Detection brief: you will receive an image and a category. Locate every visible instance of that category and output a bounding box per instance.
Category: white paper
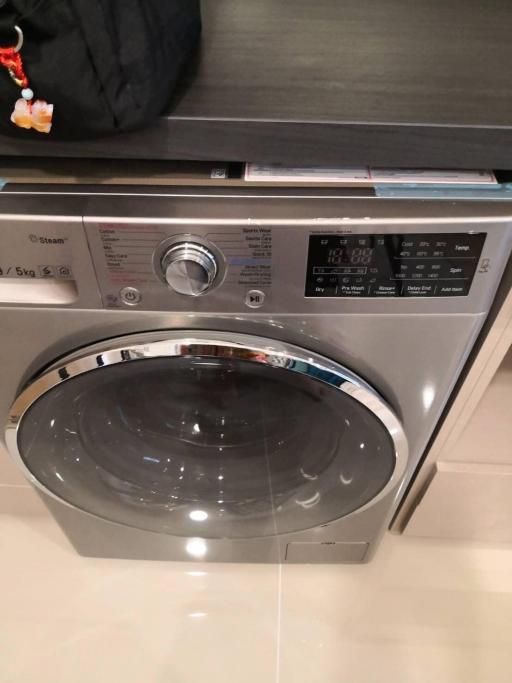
[244,164,497,185]
[370,168,497,184]
[244,164,370,183]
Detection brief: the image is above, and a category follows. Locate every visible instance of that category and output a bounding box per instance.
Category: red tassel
[0,46,29,88]
[1,28,53,133]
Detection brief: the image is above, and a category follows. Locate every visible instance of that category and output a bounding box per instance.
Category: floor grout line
[275,561,283,683]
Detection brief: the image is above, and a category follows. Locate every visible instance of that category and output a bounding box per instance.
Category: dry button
[245,289,266,308]
[120,286,142,306]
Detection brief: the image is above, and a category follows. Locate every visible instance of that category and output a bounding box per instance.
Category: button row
[309,281,470,297]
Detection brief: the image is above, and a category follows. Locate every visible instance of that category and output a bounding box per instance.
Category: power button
[120,287,142,306]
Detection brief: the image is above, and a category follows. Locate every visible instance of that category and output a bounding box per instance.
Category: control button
[371,282,401,297]
[437,259,477,279]
[451,242,472,255]
[161,242,218,297]
[445,234,486,258]
[338,284,366,297]
[120,286,142,306]
[403,283,437,297]
[437,283,470,296]
[245,289,266,308]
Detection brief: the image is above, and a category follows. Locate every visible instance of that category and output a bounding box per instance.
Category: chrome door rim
[5,331,409,522]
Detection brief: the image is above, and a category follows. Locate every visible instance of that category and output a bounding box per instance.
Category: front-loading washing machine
[1,186,510,563]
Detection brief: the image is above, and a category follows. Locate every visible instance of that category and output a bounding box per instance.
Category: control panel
[82,218,498,313]
[0,190,509,313]
[84,222,271,309]
[305,233,487,298]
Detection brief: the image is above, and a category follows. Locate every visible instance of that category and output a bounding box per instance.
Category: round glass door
[6,332,407,539]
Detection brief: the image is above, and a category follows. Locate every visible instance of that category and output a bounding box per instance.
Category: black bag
[0,0,201,140]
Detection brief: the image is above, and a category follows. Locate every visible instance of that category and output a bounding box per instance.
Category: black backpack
[0,0,201,140]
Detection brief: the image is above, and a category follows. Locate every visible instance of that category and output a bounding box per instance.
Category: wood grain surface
[1,0,511,167]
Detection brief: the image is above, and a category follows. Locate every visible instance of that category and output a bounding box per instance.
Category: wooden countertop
[1,0,511,168]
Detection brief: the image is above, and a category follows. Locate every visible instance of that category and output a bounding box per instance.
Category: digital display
[327,247,375,266]
[305,233,487,298]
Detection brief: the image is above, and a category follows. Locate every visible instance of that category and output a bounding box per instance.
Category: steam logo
[27,234,65,245]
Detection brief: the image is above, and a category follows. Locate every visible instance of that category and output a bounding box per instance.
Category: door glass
[17,356,396,538]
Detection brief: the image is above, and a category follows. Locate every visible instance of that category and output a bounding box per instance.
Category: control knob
[161,242,218,296]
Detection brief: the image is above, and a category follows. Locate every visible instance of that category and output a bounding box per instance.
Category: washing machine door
[7,332,407,539]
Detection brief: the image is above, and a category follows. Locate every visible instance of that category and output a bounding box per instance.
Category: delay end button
[245,289,266,308]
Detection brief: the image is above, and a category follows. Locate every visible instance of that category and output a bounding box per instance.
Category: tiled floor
[2,454,512,682]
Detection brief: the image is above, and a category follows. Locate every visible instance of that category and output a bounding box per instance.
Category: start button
[245,290,266,308]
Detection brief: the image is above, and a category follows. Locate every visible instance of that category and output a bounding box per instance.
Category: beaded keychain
[0,25,53,134]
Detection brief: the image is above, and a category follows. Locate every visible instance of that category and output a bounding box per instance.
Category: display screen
[326,247,375,266]
[305,233,487,298]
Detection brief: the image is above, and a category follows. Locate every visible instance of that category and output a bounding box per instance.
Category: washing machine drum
[7,332,407,539]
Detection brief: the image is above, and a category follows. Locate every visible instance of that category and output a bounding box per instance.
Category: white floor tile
[0,492,279,683]
[279,534,512,683]
[0,443,28,486]
[2,483,512,682]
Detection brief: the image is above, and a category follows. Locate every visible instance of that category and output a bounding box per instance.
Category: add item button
[438,284,470,296]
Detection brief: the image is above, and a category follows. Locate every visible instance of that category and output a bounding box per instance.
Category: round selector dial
[161,242,218,297]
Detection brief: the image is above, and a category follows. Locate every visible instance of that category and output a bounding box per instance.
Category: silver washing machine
[1,187,511,563]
